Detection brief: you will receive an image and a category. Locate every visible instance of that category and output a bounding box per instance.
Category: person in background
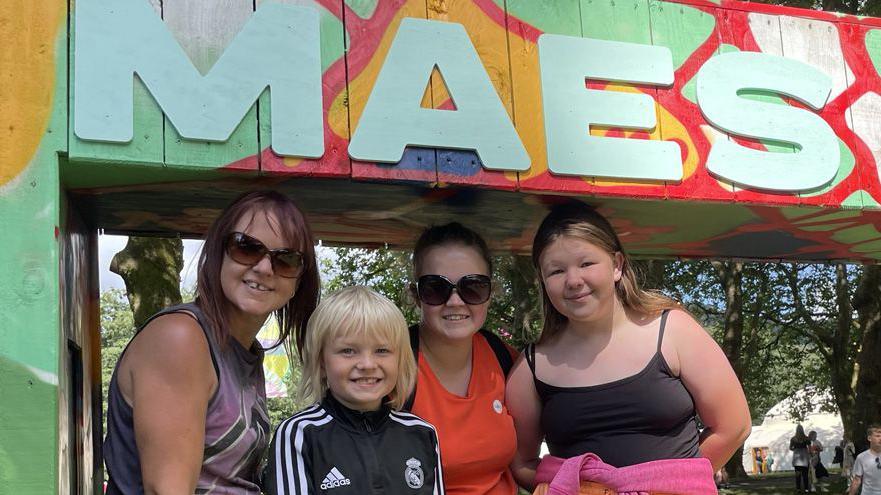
[103,191,320,494]
[790,424,811,493]
[843,438,856,482]
[809,430,828,485]
[847,425,881,495]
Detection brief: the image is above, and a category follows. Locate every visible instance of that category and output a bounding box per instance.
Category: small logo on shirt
[320,467,351,490]
[404,458,424,489]
[493,399,503,414]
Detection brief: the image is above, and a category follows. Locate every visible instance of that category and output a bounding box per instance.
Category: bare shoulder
[124,312,214,373]
[657,309,716,375]
[118,312,217,404]
[131,313,208,353]
[663,308,713,343]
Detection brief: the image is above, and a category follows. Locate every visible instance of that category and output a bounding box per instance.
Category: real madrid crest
[404,457,424,489]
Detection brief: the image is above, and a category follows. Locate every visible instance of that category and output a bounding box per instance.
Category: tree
[850,265,881,451]
[99,289,137,432]
[110,236,184,326]
[322,247,417,322]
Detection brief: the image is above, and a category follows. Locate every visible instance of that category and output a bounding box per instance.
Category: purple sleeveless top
[104,303,270,494]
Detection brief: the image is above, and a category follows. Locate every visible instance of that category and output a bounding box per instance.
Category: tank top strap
[656,309,671,354]
[525,343,537,376]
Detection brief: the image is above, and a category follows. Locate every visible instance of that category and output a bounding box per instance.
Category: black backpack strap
[479,329,514,377]
[401,324,421,412]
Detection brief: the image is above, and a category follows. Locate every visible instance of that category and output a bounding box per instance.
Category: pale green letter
[696,52,838,191]
[74,0,323,157]
[348,18,529,171]
[538,34,681,181]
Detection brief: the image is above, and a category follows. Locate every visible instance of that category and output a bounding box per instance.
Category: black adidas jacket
[263,394,445,495]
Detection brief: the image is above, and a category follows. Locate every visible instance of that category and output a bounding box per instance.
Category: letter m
[74,0,323,157]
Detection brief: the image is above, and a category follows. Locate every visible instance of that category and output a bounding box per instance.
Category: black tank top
[526,311,700,467]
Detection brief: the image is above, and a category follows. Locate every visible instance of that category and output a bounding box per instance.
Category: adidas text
[320,479,350,490]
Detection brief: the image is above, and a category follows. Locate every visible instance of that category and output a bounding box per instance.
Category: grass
[721,472,849,495]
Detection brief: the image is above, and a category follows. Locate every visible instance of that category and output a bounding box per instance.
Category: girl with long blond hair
[506,202,751,495]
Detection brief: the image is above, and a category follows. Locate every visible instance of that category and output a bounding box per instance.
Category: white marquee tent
[742,389,843,474]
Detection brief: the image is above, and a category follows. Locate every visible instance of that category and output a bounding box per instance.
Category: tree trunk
[831,263,856,442]
[711,261,748,479]
[633,259,666,291]
[110,236,184,327]
[851,265,881,452]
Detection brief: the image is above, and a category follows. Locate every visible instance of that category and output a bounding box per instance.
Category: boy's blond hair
[297,286,416,410]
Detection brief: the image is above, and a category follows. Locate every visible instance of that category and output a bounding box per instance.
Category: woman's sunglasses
[225,232,304,279]
[416,274,492,306]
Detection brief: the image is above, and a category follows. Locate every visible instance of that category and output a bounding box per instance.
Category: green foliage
[100,289,137,432]
[321,247,543,349]
[267,365,305,429]
[665,260,860,423]
[322,247,418,321]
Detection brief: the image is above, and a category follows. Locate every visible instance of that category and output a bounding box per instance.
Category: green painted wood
[345,0,378,19]
[867,29,881,77]
[69,0,164,166]
[581,0,652,44]
[0,2,68,492]
[162,0,259,170]
[647,0,715,70]
[506,0,581,36]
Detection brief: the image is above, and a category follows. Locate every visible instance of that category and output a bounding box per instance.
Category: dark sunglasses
[225,232,304,279]
[416,274,491,306]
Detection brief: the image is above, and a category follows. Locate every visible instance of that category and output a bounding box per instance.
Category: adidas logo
[320,467,351,490]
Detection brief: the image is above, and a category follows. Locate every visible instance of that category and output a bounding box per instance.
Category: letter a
[348,18,529,171]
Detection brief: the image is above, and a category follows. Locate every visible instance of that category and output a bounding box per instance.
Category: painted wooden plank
[779,16,855,208]
[582,0,666,200]
[349,0,439,185]
[429,0,518,190]
[840,23,880,211]
[508,0,591,194]
[741,15,850,207]
[0,1,67,493]
[162,0,259,171]
[720,11,796,206]
[69,0,164,165]
[656,3,733,203]
[258,0,350,177]
[780,16,853,101]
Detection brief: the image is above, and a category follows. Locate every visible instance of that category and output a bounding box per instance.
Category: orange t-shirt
[411,333,518,495]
